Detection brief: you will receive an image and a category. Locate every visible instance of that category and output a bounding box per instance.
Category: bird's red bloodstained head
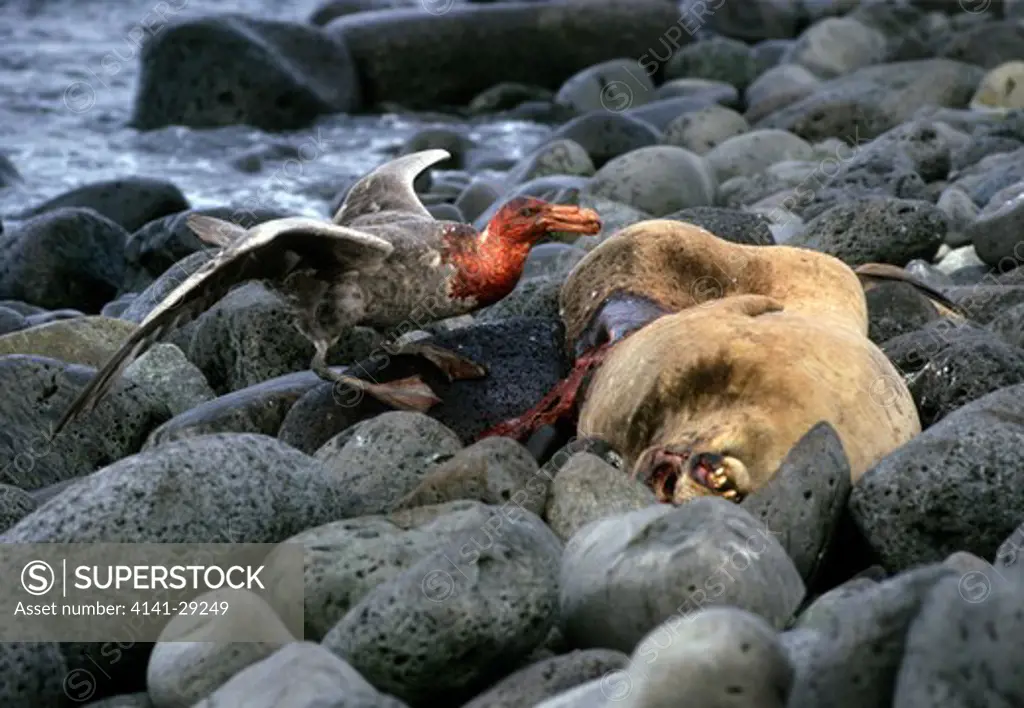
[487,196,602,245]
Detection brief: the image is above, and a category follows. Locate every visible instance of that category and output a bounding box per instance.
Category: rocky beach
[2,0,1024,706]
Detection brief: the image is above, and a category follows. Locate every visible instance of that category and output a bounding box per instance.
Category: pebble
[468,82,555,115]
[554,59,655,114]
[935,185,979,247]
[583,145,716,216]
[704,129,815,182]
[13,177,188,234]
[545,111,662,168]
[608,607,794,708]
[893,569,1024,706]
[882,322,1024,427]
[653,78,739,107]
[521,242,587,280]
[321,507,562,705]
[938,19,1024,70]
[971,60,1024,112]
[401,128,474,170]
[314,411,463,517]
[461,649,628,708]
[785,565,954,707]
[543,451,656,543]
[744,63,822,122]
[783,16,888,79]
[193,642,407,707]
[0,316,136,368]
[559,500,805,654]
[146,589,295,708]
[0,484,36,532]
[393,436,547,515]
[132,15,360,130]
[664,36,760,91]
[662,104,750,154]
[851,383,1024,571]
[504,139,595,186]
[261,501,505,640]
[142,370,323,449]
[755,59,984,143]
[0,208,127,313]
[0,642,67,706]
[0,354,169,489]
[965,180,1024,268]
[949,146,1024,207]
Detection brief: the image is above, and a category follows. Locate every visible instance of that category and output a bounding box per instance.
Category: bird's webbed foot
[387,340,486,382]
[311,340,441,413]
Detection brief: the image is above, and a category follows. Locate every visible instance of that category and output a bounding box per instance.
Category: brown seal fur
[559,220,870,350]
[577,295,922,504]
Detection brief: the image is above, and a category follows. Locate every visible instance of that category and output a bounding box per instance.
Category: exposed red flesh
[476,344,613,442]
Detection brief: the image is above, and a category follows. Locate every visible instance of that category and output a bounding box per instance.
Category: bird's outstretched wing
[50,215,394,439]
[855,262,967,318]
[333,149,450,226]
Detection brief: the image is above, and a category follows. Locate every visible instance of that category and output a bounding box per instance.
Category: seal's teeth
[709,467,728,489]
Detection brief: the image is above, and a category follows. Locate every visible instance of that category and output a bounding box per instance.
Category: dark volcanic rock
[2,432,359,543]
[321,508,561,706]
[949,147,1024,207]
[789,197,946,267]
[664,206,775,245]
[0,355,169,490]
[881,322,1024,428]
[864,281,941,345]
[0,642,67,707]
[0,208,127,313]
[892,569,1024,707]
[741,422,852,589]
[14,178,188,233]
[756,59,984,143]
[131,14,360,131]
[664,36,760,91]
[142,370,324,450]
[326,0,683,109]
[277,316,570,453]
[545,111,662,169]
[785,565,954,708]
[850,384,1024,571]
[937,19,1024,69]
[461,649,628,708]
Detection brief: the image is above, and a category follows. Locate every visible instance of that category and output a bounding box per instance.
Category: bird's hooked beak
[537,204,602,236]
[632,446,750,504]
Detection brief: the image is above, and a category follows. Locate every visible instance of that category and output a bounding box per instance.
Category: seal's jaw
[632,446,751,504]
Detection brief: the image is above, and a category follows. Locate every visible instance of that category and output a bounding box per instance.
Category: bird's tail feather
[49,319,171,440]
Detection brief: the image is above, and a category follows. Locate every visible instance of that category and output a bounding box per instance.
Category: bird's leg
[476,343,613,442]
[310,339,442,413]
[387,340,486,381]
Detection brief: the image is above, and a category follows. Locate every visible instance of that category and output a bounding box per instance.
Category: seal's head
[486,196,601,246]
[632,442,756,504]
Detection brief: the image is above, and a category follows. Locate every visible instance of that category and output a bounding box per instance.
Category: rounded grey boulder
[559,499,806,653]
[131,14,360,131]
